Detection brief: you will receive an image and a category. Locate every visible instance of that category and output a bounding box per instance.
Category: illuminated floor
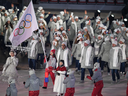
[0,67,127,96]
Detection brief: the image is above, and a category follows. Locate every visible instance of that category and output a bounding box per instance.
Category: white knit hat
[6,17,11,21]
[85,21,89,25]
[8,79,15,84]
[62,31,66,34]
[29,69,35,76]
[55,37,60,41]
[38,6,43,10]
[57,15,61,18]
[75,16,78,19]
[60,11,64,15]
[23,6,27,10]
[83,27,87,30]
[77,36,83,40]
[62,42,67,46]
[84,40,90,44]
[53,16,57,19]
[96,16,101,20]
[77,33,82,37]
[40,14,44,18]
[120,38,125,42]
[1,6,5,9]
[96,19,100,23]
[39,23,43,27]
[98,35,103,38]
[102,29,106,33]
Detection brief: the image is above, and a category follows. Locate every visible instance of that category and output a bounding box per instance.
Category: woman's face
[119,41,123,44]
[98,37,101,40]
[50,52,54,56]
[7,21,10,24]
[10,52,14,57]
[59,62,63,66]
[40,26,43,29]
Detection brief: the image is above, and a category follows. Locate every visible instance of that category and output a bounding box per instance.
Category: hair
[5,22,13,29]
[47,53,57,62]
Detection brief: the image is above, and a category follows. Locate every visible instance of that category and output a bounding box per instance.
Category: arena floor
[0,67,127,96]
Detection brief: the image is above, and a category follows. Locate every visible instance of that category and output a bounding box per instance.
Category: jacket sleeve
[25,78,30,88]
[63,77,69,84]
[44,28,49,37]
[98,43,104,59]
[71,44,76,55]
[38,78,43,87]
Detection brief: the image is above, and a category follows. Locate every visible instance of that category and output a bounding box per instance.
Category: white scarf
[53,21,59,30]
[80,46,92,66]
[57,19,63,26]
[119,44,126,60]
[85,46,92,66]
[57,48,69,67]
[71,21,77,35]
[30,40,38,57]
[112,47,119,67]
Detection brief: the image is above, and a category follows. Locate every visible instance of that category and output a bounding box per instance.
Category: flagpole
[40,36,48,65]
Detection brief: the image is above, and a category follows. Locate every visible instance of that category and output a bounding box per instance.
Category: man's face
[98,37,101,40]
[59,62,63,66]
[112,44,116,47]
[10,52,14,57]
[75,18,78,21]
[57,17,60,20]
[84,43,88,47]
[53,19,57,22]
[61,44,66,50]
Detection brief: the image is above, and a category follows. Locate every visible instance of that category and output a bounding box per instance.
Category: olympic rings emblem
[13,13,32,37]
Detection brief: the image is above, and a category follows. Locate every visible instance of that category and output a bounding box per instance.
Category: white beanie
[84,40,90,44]
[6,17,11,21]
[120,38,125,42]
[105,36,110,41]
[126,28,128,31]
[83,27,87,30]
[53,16,57,19]
[29,69,35,76]
[77,33,82,37]
[23,6,27,10]
[59,26,63,29]
[102,29,106,33]
[98,35,103,38]
[55,37,60,41]
[110,34,114,37]
[5,11,9,16]
[38,18,43,22]
[126,33,128,37]
[93,62,100,71]
[75,16,78,19]
[67,69,74,75]
[85,21,89,25]
[39,23,43,27]
[114,29,118,33]
[38,6,43,10]
[96,16,101,20]
[8,79,15,84]
[77,36,83,40]
[62,31,66,34]
[1,6,5,9]
[40,14,44,18]
[96,19,100,23]
[112,40,117,45]
[39,29,43,33]
[60,11,64,15]
[62,42,67,46]
[57,15,61,18]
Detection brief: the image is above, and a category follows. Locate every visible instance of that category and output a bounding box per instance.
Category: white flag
[9,1,38,46]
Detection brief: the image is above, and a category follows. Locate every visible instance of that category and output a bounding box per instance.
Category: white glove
[52,70,56,73]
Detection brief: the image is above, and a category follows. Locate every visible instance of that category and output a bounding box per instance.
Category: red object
[87,76,92,80]
[64,88,75,96]
[44,56,46,63]
[59,0,67,3]
[126,82,128,96]
[92,80,103,96]
[29,90,39,96]
[51,49,56,54]
[43,68,55,87]
[56,66,66,71]
[95,69,98,71]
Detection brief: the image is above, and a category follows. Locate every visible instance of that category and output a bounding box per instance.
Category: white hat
[85,21,89,25]
[67,69,74,75]
[62,31,66,34]
[77,36,83,40]
[59,26,63,29]
[120,38,125,42]
[78,33,82,37]
[39,29,43,33]
[83,27,87,30]
[55,37,60,41]
[93,62,100,71]
[8,79,15,84]
[13,15,17,18]
[96,16,101,20]
[114,29,118,32]
[38,6,43,10]
[40,14,44,18]
[78,30,81,32]
[75,16,78,19]
[38,18,43,22]
[112,20,117,24]
[8,9,13,13]
[119,21,124,25]
[84,40,90,44]
[23,6,27,10]
[5,11,9,16]
[96,19,100,23]
[53,16,57,19]
[126,28,128,31]
[105,36,110,41]
[60,11,64,15]
[57,15,61,18]
[1,6,5,9]
[102,29,106,33]
[98,35,103,38]
[62,42,67,46]
[110,34,114,37]
[29,69,35,76]
[56,31,61,35]
[6,17,11,21]
[112,40,117,45]
[39,23,43,27]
